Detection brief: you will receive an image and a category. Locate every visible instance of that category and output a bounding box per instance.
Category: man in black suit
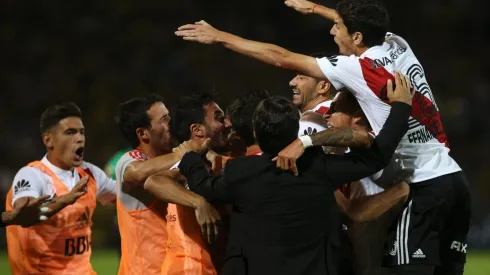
[176,73,413,275]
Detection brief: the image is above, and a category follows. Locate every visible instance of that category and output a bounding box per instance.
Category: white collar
[301,100,333,115]
[41,155,77,177]
[360,41,390,58]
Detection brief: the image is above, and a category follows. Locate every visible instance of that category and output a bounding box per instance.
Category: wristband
[299,135,313,148]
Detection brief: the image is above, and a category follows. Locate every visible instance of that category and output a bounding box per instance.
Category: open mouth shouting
[74,147,84,162]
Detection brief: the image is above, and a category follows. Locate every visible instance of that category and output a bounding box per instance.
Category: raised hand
[63,176,89,205]
[284,0,316,15]
[173,138,211,155]
[387,71,415,105]
[175,20,222,45]
[272,139,305,176]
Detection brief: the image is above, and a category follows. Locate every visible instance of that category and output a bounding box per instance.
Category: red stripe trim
[359,58,448,147]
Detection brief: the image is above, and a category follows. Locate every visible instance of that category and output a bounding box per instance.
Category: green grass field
[1,250,489,274]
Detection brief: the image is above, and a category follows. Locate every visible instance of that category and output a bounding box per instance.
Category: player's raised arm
[284,0,337,21]
[175,21,326,80]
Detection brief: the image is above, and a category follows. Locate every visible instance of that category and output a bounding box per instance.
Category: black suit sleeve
[325,102,411,187]
[178,152,230,203]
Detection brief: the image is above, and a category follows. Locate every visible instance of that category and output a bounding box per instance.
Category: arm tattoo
[310,127,373,148]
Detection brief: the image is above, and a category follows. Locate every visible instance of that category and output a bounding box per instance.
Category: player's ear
[318,81,332,96]
[352,111,369,128]
[352,31,363,47]
[190,124,205,139]
[42,132,54,149]
[136,127,150,144]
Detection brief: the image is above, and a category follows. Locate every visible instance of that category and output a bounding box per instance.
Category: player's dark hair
[327,91,372,130]
[253,96,300,156]
[227,89,271,147]
[336,0,389,47]
[40,102,82,134]
[117,94,165,148]
[172,92,215,143]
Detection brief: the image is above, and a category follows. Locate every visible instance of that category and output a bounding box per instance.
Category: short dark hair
[172,92,215,143]
[328,91,372,130]
[336,0,389,47]
[40,102,82,134]
[253,96,300,156]
[227,89,270,147]
[117,94,165,148]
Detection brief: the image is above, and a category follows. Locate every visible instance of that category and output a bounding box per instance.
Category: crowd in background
[0,0,489,250]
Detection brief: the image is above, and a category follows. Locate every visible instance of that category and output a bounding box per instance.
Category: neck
[46,152,73,171]
[302,96,329,113]
[354,46,369,57]
[246,144,261,155]
[138,143,170,159]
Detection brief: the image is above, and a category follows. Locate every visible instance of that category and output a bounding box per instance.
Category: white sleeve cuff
[299,135,313,148]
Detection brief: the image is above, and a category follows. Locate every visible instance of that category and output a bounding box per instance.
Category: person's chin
[72,160,83,167]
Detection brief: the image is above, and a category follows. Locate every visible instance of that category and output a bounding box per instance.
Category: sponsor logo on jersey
[303,127,318,136]
[370,46,407,69]
[327,55,338,67]
[14,179,31,194]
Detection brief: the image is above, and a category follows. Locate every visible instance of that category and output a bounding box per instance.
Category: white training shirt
[11,156,117,206]
[316,33,461,183]
[298,100,384,196]
[115,149,153,211]
[298,100,332,137]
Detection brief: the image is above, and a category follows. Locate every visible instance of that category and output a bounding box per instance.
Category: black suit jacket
[178,102,411,275]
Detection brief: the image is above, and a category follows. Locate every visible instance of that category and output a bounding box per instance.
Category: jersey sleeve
[115,152,146,188]
[11,166,47,206]
[85,162,117,205]
[316,55,366,98]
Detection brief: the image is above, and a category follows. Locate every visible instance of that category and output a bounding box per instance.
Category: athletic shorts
[383,171,471,274]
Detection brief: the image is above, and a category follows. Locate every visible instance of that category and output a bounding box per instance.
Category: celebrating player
[175,0,471,273]
[115,94,219,275]
[6,102,117,275]
[145,92,228,275]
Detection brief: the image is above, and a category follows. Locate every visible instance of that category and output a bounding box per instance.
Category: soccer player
[290,53,337,137]
[226,89,271,156]
[6,102,117,275]
[145,92,228,275]
[115,94,219,275]
[326,90,410,275]
[175,1,471,273]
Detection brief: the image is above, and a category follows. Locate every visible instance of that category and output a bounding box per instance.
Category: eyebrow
[64,127,84,132]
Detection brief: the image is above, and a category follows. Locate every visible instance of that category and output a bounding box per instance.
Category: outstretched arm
[284,0,337,21]
[175,21,326,80]
[2,196,50,227]
[144,170,221,244]
[273,128,372,175]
